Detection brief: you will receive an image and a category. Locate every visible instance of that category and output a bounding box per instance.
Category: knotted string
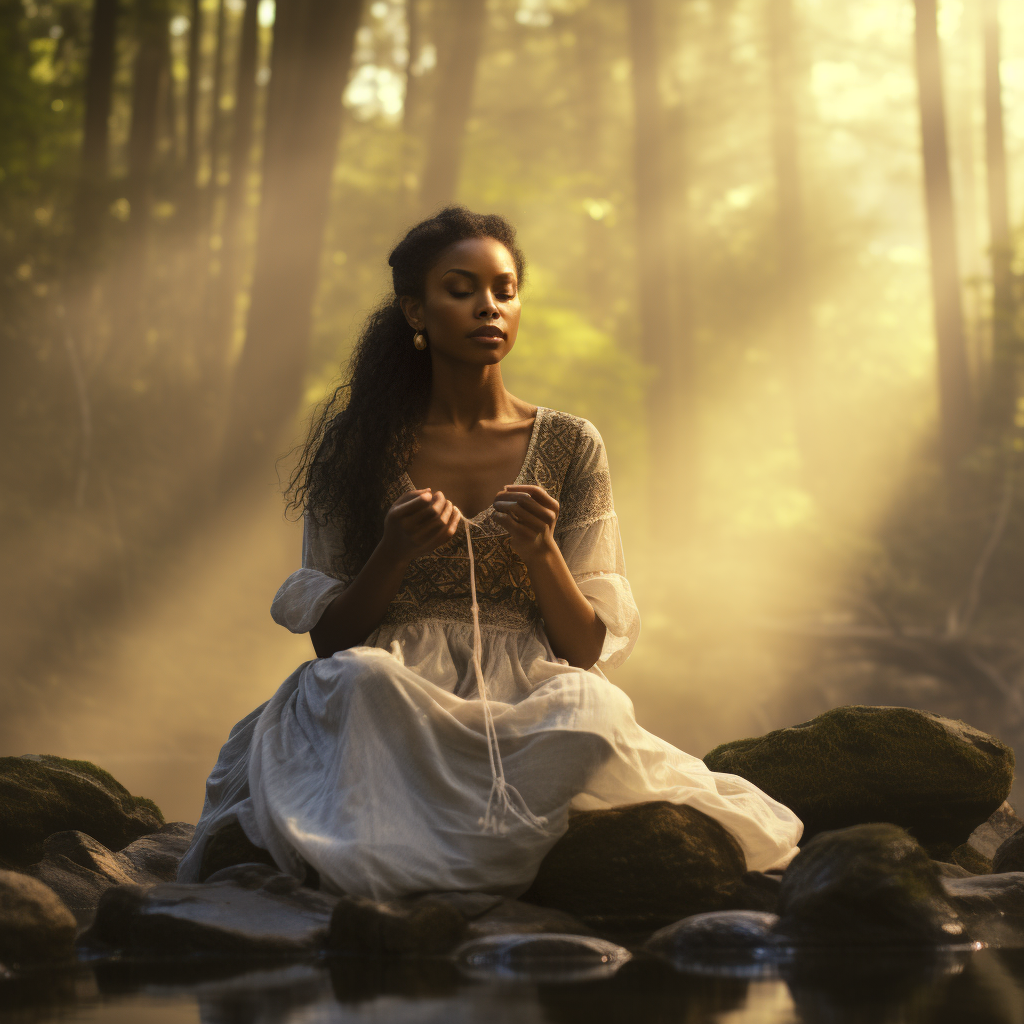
[464,517,552,836]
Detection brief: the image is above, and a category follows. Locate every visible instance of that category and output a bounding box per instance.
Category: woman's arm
[310,489,462,657]
[492,484,606,670]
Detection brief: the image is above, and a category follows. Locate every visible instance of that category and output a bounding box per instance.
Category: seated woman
[177,207,802,899]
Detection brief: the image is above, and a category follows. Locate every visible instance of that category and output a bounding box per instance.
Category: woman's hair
[286,205,527,571]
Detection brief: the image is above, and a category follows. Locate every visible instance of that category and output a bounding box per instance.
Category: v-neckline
[401,407,546,523]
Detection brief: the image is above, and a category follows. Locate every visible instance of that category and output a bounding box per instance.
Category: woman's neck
[425,359,524,430]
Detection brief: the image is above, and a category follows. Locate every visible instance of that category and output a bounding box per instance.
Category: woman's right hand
[379,488,462,565]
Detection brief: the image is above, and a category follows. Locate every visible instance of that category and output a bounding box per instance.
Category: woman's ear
[399,295,423,331]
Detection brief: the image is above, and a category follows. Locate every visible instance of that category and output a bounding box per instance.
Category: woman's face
[401,236,521,366]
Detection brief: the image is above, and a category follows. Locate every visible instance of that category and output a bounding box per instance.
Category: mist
[3,0,1024,823]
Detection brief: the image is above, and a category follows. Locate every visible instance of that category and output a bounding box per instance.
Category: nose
[476,291,500,319]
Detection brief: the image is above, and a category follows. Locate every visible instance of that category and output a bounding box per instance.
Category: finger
[447,506,463,535]
[407,491,445,525]
[492,510,532,539]
[394,490,434,516]
[493,492,555,525]
[501,484,558,510]
[493,499,547,533]
[437,499,454,525]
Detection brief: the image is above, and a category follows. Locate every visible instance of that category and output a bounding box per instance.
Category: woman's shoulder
[535,408,607,476]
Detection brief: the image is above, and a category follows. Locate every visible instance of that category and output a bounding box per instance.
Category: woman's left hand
[492,484,559,564]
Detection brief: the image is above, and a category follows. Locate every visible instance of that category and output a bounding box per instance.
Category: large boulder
[773,823,965,945]
[704,706,1013,851]
[80,863,338,955]
[0,870,77,966]
[25,822,195,920]
[0,755,164,868]
[523,801,767,933]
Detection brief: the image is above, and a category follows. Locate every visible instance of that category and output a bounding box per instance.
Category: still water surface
[5,948,1024,1024]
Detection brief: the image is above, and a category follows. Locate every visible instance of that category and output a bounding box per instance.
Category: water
[5,948,1024,1024]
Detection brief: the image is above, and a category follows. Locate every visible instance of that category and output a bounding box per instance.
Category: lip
[468,327,506,340]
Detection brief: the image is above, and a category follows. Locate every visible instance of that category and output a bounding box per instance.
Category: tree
[418,0,487,213]
[627,0,694,512]
[201,0,260,380]
[116,0,170,354]
[75,0,119,251]
[220,0,365,482]
[912,0,973,492]
[982,0,1015,431]
[766,0,820,494]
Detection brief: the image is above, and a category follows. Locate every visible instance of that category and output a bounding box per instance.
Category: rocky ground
[4,705,1024,980]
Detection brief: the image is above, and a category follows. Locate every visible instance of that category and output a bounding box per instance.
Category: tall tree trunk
[628,0,692,513]
[220,0,365,482]
[115,0,169,356]
[184,0,202,203]
[207,0,229,198]
[202,0,259,380]
[403,0,421,134]
[982,0,1015,431]
[766,0,821,496]
[75,0,119,251]
[913,0,973,492]
[418,0,486,213]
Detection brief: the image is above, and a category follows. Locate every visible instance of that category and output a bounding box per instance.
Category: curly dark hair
[286,206,527,572]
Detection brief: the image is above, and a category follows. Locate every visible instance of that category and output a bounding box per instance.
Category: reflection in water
[5,950,1024,1023]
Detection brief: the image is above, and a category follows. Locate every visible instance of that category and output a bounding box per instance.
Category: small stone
[327,894,467,956]
[704,707,1014,849]
[455,933,631,981]
[646,910,779,956]
[943,871,1024,945]
[773,823,965,946]
[81,873,338,955]
[523,801,749,932]
[0,870,77,965]
[967,801,1022,861]
[0,755,164,868]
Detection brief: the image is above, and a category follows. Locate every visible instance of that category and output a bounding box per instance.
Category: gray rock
[968,801,1022,860]
[455,933,631,982]
[704,707,1014,850]
[25,823,194,919]
[993,826,1024,873]
[465,898,595,939]
[81,868,338,955]
[327,894,468,956]
[523,801,752,932]
[773,823,966,946]
[0,755,164,868]
[0,869,77,965]
[942,871,1024,945]
[646,910,779,956]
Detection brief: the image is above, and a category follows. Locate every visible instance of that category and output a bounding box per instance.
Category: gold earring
[413,332,427,350]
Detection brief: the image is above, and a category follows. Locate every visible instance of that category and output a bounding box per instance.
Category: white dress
[177,408,802,898]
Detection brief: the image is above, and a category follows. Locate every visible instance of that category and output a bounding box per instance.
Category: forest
[2,0,1024,822]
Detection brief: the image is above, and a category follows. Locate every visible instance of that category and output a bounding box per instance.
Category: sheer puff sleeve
[554,419,640,669]
[270,516,352,635]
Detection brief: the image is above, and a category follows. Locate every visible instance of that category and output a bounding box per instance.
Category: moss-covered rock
[774,823,965,945]
[0,755,164,868]
[523,801,764,933]
[992,825,1024,873]
[704,706,1013,849]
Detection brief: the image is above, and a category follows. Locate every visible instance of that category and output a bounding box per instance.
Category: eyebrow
[441,268,516,281]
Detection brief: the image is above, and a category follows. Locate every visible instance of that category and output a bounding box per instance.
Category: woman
[177,207,802,898]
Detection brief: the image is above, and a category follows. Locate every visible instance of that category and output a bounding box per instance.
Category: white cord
[464,518,552,836]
